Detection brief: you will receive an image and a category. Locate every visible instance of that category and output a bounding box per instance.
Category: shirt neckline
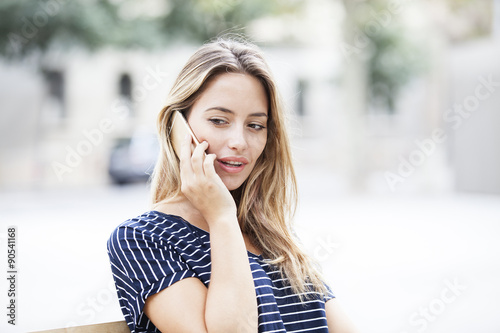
[149,210,263,259]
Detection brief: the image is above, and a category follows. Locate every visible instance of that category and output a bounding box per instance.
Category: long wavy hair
[150,37,327,298]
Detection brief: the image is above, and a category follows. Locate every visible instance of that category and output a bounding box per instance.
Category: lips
[217,156,249,173]
[221,160,243,167]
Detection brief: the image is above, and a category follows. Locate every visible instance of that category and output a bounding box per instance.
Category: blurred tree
[0,0,123,57]
[157,0,301,43]
[0,0,304,59]
[340,0,493,114]
[341,0,427,114]
[366,23,427,113]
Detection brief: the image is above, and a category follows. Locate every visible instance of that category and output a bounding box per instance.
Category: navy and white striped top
[107,211,334,332]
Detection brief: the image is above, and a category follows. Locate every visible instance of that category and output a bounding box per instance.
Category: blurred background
[0,0,499,332]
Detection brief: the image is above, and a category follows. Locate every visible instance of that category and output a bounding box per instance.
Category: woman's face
[186,72,269,191]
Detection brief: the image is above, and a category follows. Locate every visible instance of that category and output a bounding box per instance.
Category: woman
[108,37,358,333]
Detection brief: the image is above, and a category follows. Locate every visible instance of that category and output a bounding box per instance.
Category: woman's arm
[326,298,360,333]
[144,277,209,332]
[203,213,258,332]
[144,138,257,332]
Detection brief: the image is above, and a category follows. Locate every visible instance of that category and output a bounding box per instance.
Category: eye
[209,118,227,125]
[248,123,266,130]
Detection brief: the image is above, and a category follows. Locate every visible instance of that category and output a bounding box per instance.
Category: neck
[153,193,209,232]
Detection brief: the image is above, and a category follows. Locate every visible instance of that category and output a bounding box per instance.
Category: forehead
[192,73,269,115]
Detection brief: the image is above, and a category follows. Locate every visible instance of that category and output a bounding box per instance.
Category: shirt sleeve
[107,224,197,331]
[324,282,335,302]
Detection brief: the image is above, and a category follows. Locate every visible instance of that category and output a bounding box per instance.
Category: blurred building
[0,0,498,195]
[0,48,184,187]
[448,34,500,194]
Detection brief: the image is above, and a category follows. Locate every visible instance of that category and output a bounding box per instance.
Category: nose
[227,125,248,152]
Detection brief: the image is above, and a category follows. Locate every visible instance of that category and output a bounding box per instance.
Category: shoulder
[114,210,189,233]
[107,211,197,252]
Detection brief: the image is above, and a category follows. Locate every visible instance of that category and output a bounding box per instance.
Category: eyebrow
[205,107,268,118]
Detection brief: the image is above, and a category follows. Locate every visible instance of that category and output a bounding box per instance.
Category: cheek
[253,136,267,159]
[188,121,214,146]
[197,131,222,152]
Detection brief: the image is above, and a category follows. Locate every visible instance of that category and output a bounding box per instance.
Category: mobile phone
[170,111,200,158]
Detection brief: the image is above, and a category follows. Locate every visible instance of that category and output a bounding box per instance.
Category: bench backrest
[30,321,129,333]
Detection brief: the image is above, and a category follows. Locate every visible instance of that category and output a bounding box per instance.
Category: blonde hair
[150,37,327,298]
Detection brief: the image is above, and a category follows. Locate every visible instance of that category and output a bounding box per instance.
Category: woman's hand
[179,134,237,225]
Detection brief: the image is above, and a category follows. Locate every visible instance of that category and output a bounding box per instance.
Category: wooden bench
[30,321,129,333]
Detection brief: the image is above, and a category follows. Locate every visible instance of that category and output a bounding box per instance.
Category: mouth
[220,160,244,167]
[217,157,249,173]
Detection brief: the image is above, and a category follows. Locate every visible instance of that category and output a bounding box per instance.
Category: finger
[191,141,209,175]
[203,153,218,178]
[179,134,194,175]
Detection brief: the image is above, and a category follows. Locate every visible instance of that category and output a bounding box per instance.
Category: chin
[221,177,246,192]
[224,182,244,192]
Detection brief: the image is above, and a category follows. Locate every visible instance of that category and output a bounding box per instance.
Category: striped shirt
[107,211,334,332]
